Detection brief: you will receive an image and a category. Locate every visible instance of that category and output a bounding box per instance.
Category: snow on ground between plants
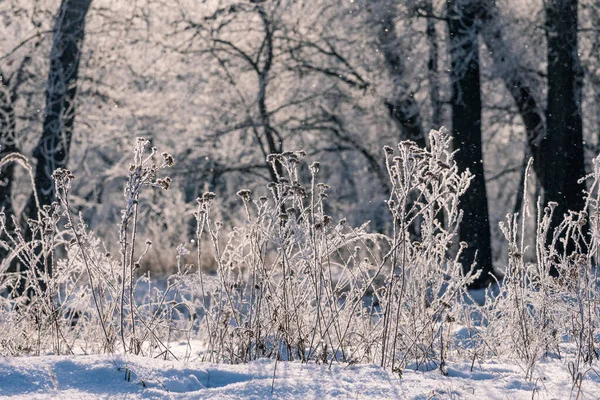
[1,353,599,399]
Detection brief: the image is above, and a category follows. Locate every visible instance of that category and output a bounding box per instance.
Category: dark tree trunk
[0,59,30,224]
[475,0,546,218]
[593,3,600,154]
[374,1,427,238]
[0,72,18,221]
[1,58,32,281]
[256,6,283,182]
[542,0,586,275]
[425,0,442,130]
[13,0,92,297]
[24,0,92,221]
[476,1,546,175]
[375,1,427,148]
[447,0,495,287]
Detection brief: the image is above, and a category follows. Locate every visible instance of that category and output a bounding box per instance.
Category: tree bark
[14,0,92,296]
[447,0,495,287]
[0,58,30,223]
[425,0,442,130]
[0,71,18,221]
[24,0,92,221]
[475,0,546,185]
[542,0,586,275]
[374,1,427,148]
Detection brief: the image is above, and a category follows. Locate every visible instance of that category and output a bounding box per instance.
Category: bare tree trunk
[589,2,600,154]
[0,59,30,222]
[0,71,18,221]
[0,72,20,294]
[425,0,442,130]
[1,59,32,284]
[254,6,283,183]
[476,0,546,185]
[542,0,586,275]
[374,1,427,148]
[24,0,92,221]
[15,0,92,296]
[371,1,428,238]
[447,0,495,287]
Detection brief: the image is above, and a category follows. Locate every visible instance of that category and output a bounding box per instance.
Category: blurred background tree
[1,0,597,286]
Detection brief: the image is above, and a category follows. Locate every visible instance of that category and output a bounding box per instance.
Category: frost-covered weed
[1,130,600,382]
[474,158,600,380]
[0,139,190,358]
[377,128,476,373]
[178,128,476,373]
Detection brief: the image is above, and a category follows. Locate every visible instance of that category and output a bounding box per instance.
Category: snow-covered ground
[2,350,600,399]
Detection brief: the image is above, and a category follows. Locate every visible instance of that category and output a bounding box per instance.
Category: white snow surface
[2,349,600,399]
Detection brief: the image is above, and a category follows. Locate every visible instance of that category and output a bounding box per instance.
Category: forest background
[1,0,598,286]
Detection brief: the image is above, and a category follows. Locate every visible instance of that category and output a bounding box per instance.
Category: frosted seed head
[292,183,307,197]
[287,154,300,164]
[310,162,320,174]
[237,189,252,201]
[161,152,175,167]
[202,192,216,201]
[156,177,172,190]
